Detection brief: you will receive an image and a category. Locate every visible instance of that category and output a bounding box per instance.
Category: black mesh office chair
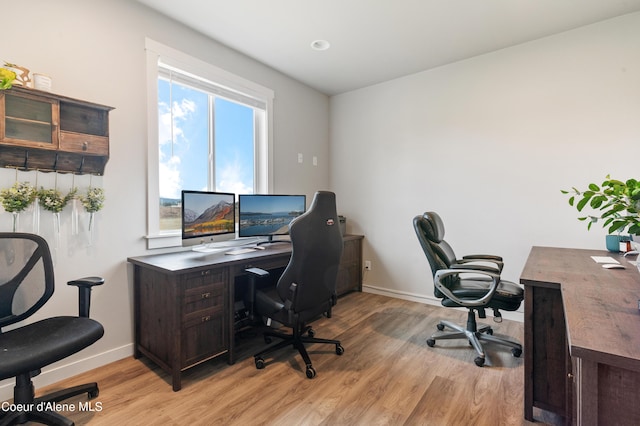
[0,233,104,426]
[413,212,523,367]
[246,191,344,379]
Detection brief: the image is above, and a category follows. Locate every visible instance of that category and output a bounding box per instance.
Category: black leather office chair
[413,212,523,367]
[0,233,104,426]
[246,191,344,379]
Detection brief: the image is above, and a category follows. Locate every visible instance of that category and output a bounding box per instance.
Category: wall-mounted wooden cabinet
[0,86,113,175]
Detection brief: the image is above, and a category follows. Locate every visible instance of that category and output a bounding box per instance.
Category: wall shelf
[0,86,114,175]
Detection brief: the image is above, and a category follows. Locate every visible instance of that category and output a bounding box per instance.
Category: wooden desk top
[127,243,293,274]
[128,234,364,275]
[520,246,640,372]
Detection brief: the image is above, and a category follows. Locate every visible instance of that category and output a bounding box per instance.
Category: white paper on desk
[590,256,620,264]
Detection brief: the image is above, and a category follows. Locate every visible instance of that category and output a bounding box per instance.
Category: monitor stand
[192,237,261,253]
[256,235,291,247]
[192,245,227,254]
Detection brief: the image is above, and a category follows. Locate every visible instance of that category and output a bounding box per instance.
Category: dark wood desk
[520,246,640,425]
[127,235,363,391]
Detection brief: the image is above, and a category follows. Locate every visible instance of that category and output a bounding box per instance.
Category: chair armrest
[458,255,504,272]
[433,269,499,307]
[245,267,270,278]
[462,254,503,262]
[450,262,501,275]
[67,276,104,318]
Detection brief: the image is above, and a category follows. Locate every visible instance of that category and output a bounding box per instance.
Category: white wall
[330,13,640,306]
[0,0,329,399]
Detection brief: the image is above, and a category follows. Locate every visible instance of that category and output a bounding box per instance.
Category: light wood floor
[30,292,547,425]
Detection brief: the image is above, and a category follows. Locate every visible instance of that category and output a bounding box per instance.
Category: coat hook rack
[22,150,29,171]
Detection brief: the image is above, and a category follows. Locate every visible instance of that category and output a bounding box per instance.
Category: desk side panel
[136,267,177,369]
[525,284,572,420]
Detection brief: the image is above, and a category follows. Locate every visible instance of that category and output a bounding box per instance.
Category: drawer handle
[201,292,211,299]
[82,141,88,151]
[201,315,211,322]
[201,270,210,276]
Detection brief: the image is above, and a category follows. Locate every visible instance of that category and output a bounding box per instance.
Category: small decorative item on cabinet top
[0,67,16,90]
[33,73,52,92]
[2,62,31,88]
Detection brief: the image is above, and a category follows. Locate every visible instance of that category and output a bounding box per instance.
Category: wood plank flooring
[27,292,548,425]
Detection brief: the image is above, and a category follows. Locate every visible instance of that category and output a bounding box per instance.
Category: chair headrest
[422,211,446,243]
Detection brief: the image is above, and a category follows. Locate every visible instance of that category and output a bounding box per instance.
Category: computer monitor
[181,190,236,249]
[238,194,306,244]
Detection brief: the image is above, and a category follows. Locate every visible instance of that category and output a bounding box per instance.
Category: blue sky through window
[158,79,254,201]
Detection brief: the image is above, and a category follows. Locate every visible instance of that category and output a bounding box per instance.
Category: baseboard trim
[0,344,133,402]
[362,284,524,323]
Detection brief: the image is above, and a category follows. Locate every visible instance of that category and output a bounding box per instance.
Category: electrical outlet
[364,260,372,271]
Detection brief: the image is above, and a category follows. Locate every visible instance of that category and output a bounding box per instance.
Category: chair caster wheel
[436,323,445,331]
[307,329,315,338]
[255,357,265,369]
[88,389,99,399]
[306,366,316,379]
[336,344,344,355]
[511,347,522,358]
[426,338,436,347]
[486,328,493,335]
[474,357,485,367]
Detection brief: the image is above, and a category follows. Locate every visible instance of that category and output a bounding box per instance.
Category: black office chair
[0,233,104,426]
[413,212,523,367]
[246,191,344,379]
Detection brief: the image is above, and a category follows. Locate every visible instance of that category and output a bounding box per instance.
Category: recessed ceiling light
[310,40,330,51]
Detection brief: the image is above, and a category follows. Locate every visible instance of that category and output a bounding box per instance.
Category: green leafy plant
[561,175,640,235]
[0,67,16,90]
[0,181,37,213]
[37,187,76,213]
[79,187,105,213]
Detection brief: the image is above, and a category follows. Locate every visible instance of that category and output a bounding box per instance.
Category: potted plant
[0,181,37,231]
[561,175,640,237]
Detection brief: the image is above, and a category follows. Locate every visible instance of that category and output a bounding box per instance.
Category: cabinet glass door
[3,94,55,144]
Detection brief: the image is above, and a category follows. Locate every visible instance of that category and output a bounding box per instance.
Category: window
[145,39,274,248]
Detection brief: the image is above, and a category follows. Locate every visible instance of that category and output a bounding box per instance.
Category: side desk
[127,234,363,391]
[520,246,640,425]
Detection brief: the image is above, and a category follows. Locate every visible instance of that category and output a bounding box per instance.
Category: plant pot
[605,234,631,252]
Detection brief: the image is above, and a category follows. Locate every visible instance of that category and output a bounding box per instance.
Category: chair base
[0,372,98,426]
[426,311,522,367]
[254,325,344,379]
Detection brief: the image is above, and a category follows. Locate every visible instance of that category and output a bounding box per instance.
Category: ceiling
[136,0,640,95]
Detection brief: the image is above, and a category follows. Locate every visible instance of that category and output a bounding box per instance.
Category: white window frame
[144,39,274,249]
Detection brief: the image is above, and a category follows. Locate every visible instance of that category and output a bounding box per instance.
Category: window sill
[145,232,181,250]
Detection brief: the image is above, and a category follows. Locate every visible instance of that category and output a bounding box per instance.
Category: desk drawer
[183,306,224,328]
[181,310,227,366]
[183,282,225,314]
[183,268,225,289]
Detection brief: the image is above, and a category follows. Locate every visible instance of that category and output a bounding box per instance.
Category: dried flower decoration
[0,181,37,213]
[37,187,76,213]
[79,187,105,213]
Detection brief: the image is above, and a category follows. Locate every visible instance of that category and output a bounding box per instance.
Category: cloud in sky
[158,98,196,199]
[217,157,253,195]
